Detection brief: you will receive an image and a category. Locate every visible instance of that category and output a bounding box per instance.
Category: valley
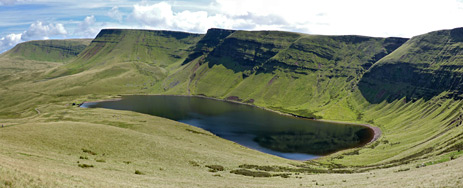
[1,27,463,187]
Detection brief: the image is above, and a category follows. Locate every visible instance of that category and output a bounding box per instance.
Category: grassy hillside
[1,28,463,187]
[49,29,203,77]
[1,39,92,62]
[322,28,463,167]
[157,29,407,119]
[154,28,463,170]
[359,27,463,103]
[27,29,204,96]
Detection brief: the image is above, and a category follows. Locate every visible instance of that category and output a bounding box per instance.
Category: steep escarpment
[206,30,302,73]
[334,28,463,167]
[2,39,92,62]
[182,28,236,64]
[157,28,463,168]
[159,29,407,118]
[359,27,463,103]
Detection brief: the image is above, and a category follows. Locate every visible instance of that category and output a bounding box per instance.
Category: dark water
[81,95,373,160]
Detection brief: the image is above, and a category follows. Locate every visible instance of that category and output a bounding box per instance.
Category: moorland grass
[1,28,463,187]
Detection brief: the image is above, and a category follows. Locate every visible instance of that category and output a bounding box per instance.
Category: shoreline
[81,94,382,145]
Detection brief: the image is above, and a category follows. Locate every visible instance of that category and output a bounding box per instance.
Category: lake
[81,95,374,160]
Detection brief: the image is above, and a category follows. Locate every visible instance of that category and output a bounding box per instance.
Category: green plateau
[1,27,463,187]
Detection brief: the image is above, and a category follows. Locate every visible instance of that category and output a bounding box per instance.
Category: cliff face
[155,28,463,167]
[2,39,92,62]
[182,28,236,64]
[359,27,463,103]
[206,30,302,71]
[9,27,463,120]
[159,28,407,117]
[10,27,463,108]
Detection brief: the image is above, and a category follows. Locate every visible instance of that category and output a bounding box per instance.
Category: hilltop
[1,27,463,187]
[1,39,92,62]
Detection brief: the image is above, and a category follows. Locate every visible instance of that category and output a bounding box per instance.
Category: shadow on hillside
[206,57,317,77]
[358,63,463,104]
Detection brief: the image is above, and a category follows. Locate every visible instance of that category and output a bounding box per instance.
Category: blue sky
[1,0,463,52]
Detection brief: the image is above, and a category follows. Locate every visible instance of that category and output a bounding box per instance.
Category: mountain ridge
[2,26,463,187]
[1,39,92,62]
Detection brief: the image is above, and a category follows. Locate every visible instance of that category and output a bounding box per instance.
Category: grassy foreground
[1,85,462,187]
[1,28,463,187]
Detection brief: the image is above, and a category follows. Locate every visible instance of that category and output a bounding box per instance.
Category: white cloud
[0,21,68,53]
[21,21,67,41]
[75,15,101,38]
[127,0,463,37]
[171,10,214,32]
[0,33,22,52]
[131,2,174,29]
[1,0,462,51]
[108,6,123,22]
[212,0,463,37]
[129,1,290,33]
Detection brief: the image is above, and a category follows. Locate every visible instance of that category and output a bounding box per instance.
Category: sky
[0,0,462,52]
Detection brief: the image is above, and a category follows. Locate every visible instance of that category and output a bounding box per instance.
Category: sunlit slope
[1,39,92,62]
[157,28,463,168]
[359,27,463,103]
[30,29,203,95]
[158,29,407,118]
[3,28,463,187]
[324,28,463,167]
[1,103,462,187]
[49,29,203,77]
[0,39,92,118]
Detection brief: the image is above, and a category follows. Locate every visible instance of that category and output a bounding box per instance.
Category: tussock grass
[205,165,224,172]
[95,159,106,163]
[82,149,97,155]
[134,170,144,175]
[78,164,94,168]
[230,169,272,177]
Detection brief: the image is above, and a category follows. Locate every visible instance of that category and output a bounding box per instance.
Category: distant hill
[1,39,92,62]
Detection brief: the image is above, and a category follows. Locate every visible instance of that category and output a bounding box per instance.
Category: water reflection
[81,95,373,160]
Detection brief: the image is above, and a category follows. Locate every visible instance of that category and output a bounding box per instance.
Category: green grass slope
[1,39,92,62]
[2,28,463,187]
[359,27,463,103]
[155,28,463,171]
[32,29,204,95]
[1,102,462,187]
[49,29,203,77]
[321,28,463,167]
[158,29,407,118]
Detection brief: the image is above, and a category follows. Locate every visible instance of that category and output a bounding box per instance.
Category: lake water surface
[81,95,373,160]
